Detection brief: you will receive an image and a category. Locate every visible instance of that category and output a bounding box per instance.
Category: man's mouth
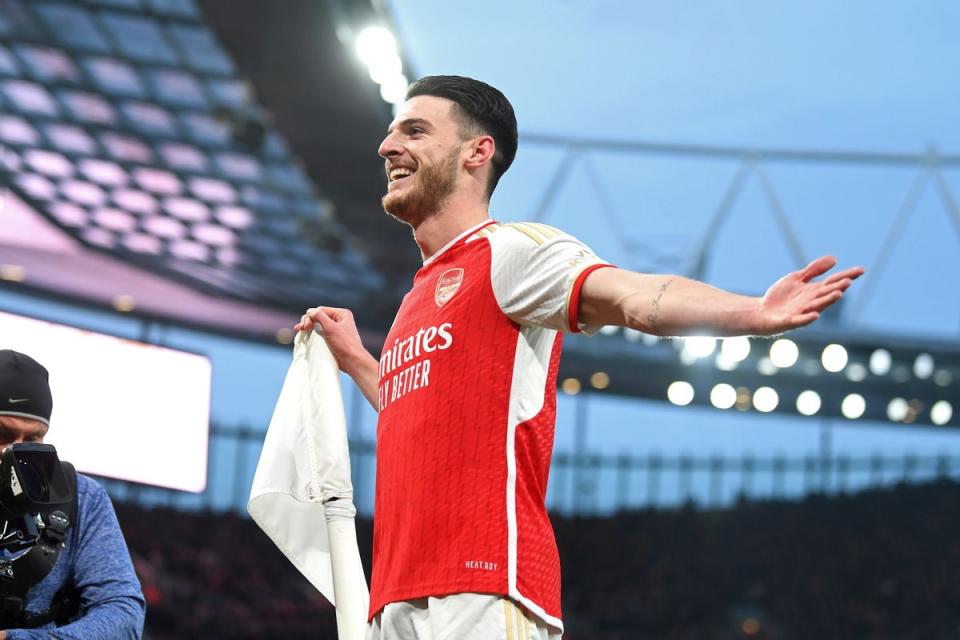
[388,166,416,188]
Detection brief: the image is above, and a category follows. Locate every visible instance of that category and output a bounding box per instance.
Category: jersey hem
[369,584,507,621]
[510,587,564,633]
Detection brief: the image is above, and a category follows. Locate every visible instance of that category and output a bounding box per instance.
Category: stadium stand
[116,479,960,639]
[0,0,383,314]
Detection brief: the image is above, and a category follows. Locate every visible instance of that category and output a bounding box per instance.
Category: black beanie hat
[0,350,53,426]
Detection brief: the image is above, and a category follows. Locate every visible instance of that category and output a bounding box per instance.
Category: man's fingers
[808,290,844,312]
[822,267,864,285]
[793,311,820,327]
[820,278,852,295]
[293,314,312,331]
[800,255,837,282]
[295,305,354,334]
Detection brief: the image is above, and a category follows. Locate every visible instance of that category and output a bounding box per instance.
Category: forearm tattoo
[647,280,672,332]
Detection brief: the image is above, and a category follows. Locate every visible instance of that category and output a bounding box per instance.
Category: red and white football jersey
[370,219,612,630]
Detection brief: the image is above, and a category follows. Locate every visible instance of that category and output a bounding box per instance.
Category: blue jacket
[6,473,146,639]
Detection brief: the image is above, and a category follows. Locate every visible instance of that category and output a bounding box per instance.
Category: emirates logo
[435,268,464,307]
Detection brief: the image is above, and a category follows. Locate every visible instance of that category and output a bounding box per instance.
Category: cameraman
[0,350,145,639]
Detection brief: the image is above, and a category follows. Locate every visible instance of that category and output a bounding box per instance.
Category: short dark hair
[406,75,518,199]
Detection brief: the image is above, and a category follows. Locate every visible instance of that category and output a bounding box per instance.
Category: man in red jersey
[295,76,863,639]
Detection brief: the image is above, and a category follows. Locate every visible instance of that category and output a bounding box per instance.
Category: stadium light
[354,26,397,65]
[367,51,402,85]
[914,353,934,379]
[354,26,409,107]
[887,397,908,422]
[821,344,848,373]
[841,393,866,419]
[667,381,694,406]
[757,357,777,376]
[683,336,716,359]
[379,74,409,105]
[590,371,610,389]
[561,378,581,395]
[934,369,953,387]
[720,336,751,362]
[892,366,910,383]
[796,390,821,416]
[869,348,891,375]
[753,387,779,412]
[710,383,737,409]
[845,363,867,382]
[714,353,738,371]
[931,401,953,426]
[769,338,799,368]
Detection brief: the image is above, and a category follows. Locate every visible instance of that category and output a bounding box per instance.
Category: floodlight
[769,338,798,368]
[590,372,610,390]
[845,363,867,382]
[757,357,777,376]
[931,401,953,426]
[934,370,953,387]
[355,26,397,66]
[714,353,738,371]
[367,51,402,85]
[710,383,737,409]
[796,390,821,416]
[869,349,891,375]
[887,398,908,422]
[841,393,866,419]
[913,353,934,379]
[667,381,694,406]
[753,387,779,413]
[821,344,848,373]
[379,74,409,105]
[721,336,750,362]
[683,336,716,359]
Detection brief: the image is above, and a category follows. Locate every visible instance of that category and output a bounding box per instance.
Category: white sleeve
[485,222,613,334]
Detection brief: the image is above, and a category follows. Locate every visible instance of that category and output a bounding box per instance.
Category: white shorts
[367,593,562,640]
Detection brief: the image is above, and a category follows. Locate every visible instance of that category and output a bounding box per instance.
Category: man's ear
[463,135,496,170]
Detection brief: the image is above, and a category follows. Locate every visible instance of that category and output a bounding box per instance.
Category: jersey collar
[422,219,496,267]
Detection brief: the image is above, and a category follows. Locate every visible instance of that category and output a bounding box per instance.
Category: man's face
[0,415,46,449]
[378,96,468,225]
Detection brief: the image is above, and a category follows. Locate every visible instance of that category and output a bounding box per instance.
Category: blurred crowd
[115,479,960,639]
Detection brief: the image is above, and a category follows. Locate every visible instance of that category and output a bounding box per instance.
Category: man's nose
[378,134,402,159]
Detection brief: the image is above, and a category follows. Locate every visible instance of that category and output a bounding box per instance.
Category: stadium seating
[115,479,960,639]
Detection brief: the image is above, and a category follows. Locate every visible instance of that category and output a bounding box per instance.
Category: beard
[381,149,459,226]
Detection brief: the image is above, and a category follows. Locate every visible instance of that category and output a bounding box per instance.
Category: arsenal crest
[435,268,464,307]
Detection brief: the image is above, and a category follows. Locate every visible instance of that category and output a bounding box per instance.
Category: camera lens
[15,456,50,502]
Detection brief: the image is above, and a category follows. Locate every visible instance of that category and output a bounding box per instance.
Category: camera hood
[0,444,72,516]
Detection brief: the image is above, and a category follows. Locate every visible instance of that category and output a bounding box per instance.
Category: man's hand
[294,307,381,411]
[294,307,370,378]
[754,256,864,335]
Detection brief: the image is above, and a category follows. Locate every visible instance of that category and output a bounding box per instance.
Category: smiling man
[296,75,863,640]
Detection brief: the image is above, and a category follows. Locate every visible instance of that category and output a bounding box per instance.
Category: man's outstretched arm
[294,307,380,411]
[579,256,864,337]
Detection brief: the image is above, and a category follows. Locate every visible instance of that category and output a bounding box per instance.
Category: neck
[411,195,490,262]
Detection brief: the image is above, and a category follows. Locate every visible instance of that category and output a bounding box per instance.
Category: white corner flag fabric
[248,329,369,640]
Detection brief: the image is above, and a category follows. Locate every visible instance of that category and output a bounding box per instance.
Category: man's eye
[411,128,424,135]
